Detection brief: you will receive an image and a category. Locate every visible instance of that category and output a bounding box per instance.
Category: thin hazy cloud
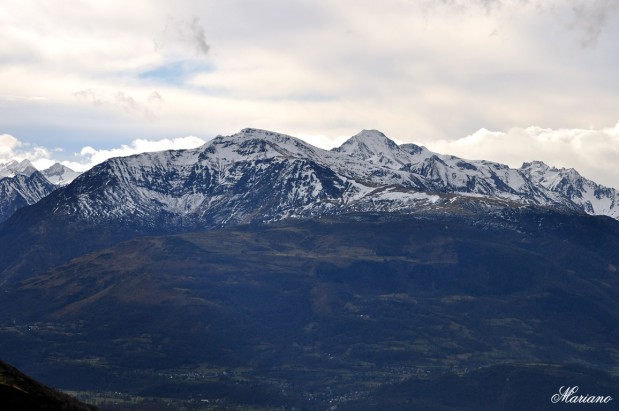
[73,89,164,118]
[567,0,619,47]
[155,16,210,57]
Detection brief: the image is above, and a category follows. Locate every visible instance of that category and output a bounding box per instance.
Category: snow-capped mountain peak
[0,160,81,222]
[41,163,81,186]
[0,167,56,222]
[333,129,411,167]
[335,129,397,154]
[520,161,618,218]
[0,159,37,179]
[203,128,322,162]
[521,161,584,190]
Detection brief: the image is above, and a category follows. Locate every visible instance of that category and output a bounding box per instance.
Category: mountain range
[1,128,618,409]
[2,128,617,227]
[0,159,80,222]
[0,127,615,285]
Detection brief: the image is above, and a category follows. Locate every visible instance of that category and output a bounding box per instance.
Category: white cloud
[0,133,54,168]
[0,134,21,157]
[297,133,351,150]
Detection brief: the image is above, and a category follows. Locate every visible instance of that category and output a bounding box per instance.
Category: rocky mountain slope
[0,165,56,223]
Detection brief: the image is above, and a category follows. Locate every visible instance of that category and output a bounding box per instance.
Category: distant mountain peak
[231,128,308,146]
[205,128,320,161]
[521,160,582,181]
[0,168,56,222]
[0,159,37,179]
[353,129,392,140]
[520,159,618,217]
[337,129,398,150]
[332,129,406,166]
[42,163,81,186]
[239,127,283,137]
[521,160,549,169]
[45,163,66,173]
[521,160,579,175]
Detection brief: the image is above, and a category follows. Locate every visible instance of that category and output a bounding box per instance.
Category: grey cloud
[148,91,164,103]
[155,16,210,57]
[421,0,618,47]
[421,0,527,14]
[115,92,139,113]
[72,89,104,105]
[566,0,619,47]
[190,17,210,56]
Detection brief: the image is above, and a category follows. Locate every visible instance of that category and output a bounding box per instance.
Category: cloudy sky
[1,0,619,188]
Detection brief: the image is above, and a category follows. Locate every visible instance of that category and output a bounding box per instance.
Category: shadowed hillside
[1,211,618,409]
[0,359,97,411]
